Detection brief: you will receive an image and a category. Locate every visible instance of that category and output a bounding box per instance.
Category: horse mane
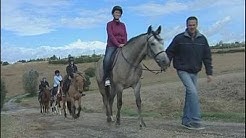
[74,72,85,80]
[125,31,163,46]
[125,33,147,46]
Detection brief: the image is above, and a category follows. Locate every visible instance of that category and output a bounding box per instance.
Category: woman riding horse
[96,26,170,127]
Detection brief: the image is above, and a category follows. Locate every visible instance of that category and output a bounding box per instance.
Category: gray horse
[96,26,170,127]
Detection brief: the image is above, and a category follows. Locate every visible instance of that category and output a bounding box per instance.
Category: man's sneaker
[105,79,111,86]
[81,93,86,96]
[182,122,205,130]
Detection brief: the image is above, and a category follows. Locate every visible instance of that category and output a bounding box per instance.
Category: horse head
[72,73,84,94]
[146,26,170,71]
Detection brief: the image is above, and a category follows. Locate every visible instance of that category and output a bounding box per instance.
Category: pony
[39,88,51,114]
[95,26,170,127]
[62,73,85,119]
[50,88,63,115]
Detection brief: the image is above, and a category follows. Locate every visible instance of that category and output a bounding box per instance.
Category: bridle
[146,35,166,61]
[121,34,166,74]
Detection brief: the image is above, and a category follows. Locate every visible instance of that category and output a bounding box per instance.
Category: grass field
[1,52,245,98]
[1,52,245,122]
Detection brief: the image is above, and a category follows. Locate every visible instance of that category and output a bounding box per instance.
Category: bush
[22,69,39,96]
[81,67,95,91]
[48,59,67,64]
[0,79,7,111]
[84,67,96,77]
[83,74,91,91]
[2,62,9,66]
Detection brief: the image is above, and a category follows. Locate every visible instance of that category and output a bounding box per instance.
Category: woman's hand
[119,44,124,47]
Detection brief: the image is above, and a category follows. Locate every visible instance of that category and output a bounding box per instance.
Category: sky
[1,0,245,63]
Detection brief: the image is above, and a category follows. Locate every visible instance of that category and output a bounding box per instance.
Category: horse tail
[67,101,72,114]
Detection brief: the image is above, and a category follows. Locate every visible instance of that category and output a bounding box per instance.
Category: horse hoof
[140,122,146,128]
[107,117,112,122]
[73,114,78,119]
[115,121,121,126]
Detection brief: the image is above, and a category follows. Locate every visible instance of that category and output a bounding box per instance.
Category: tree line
[1,41,245,66]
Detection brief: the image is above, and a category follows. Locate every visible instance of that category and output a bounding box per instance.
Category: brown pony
[39,88,51,113]
[50,83,64,115]
[62,73,84,119]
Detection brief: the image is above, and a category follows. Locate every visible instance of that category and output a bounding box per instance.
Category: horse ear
[155,25,161,34]
[147,25,152,35]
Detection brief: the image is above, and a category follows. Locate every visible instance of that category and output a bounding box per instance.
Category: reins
[120,34,166,74]
[121,49,163,74]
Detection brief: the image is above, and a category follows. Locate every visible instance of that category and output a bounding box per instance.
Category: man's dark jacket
[166,30,213,75]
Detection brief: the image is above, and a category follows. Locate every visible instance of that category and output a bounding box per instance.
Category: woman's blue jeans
[103,46,117,81]
[177,70,201,125]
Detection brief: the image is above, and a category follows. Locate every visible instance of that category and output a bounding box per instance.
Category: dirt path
[3,93,29,113]
[2,109,245,138]
[1,72,245,138]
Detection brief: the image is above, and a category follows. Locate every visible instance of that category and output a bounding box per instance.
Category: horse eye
[150,43,155,46]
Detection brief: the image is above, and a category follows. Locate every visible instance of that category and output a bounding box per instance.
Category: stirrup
[105,79,111,86]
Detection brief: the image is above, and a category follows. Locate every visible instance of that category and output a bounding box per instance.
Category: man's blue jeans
[103,46,117,81]
[177,70,201,125]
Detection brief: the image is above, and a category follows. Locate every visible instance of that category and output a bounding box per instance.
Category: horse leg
[46,101,50,114]
[116,90,123,125]
[67,101,72,115]
[58,100,62,115]
[134,81,146,127]
[45,104,47,113]
[108,86,116,122]
[76,98,82,118]
[63,100,67,118]
[40,102,42,113]
[70,98,76,119]
[56,104,59,115]
[101,86,112,122]
[50,100,54,113]
[43,105,45,114]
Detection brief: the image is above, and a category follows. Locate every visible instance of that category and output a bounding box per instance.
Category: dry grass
[1,52,245,97]
[2,52,244,98]
[1,52,245,122]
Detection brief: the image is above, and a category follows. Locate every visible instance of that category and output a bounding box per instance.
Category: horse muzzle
[156,58,170,71]
[78,89,83,94]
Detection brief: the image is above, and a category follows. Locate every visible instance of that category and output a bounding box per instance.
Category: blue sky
[1,0,245,63]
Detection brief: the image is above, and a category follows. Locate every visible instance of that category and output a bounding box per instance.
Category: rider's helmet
[55,70,60,74]
[68,55,74,63]
[111,6,123,15]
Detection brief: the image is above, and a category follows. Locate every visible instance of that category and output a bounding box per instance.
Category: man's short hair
[186,16,198,24]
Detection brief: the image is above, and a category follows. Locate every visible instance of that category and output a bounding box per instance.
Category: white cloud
[1,0,109,36]
[61,9,110,29]
[1,0,66,36]
[203,16,232,36]
[130,0,245,17]
[129,1,187,16]
[162,25,185,47]
[1,40,107,63]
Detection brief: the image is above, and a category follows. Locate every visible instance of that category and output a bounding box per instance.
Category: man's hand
[207,75,213,83]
